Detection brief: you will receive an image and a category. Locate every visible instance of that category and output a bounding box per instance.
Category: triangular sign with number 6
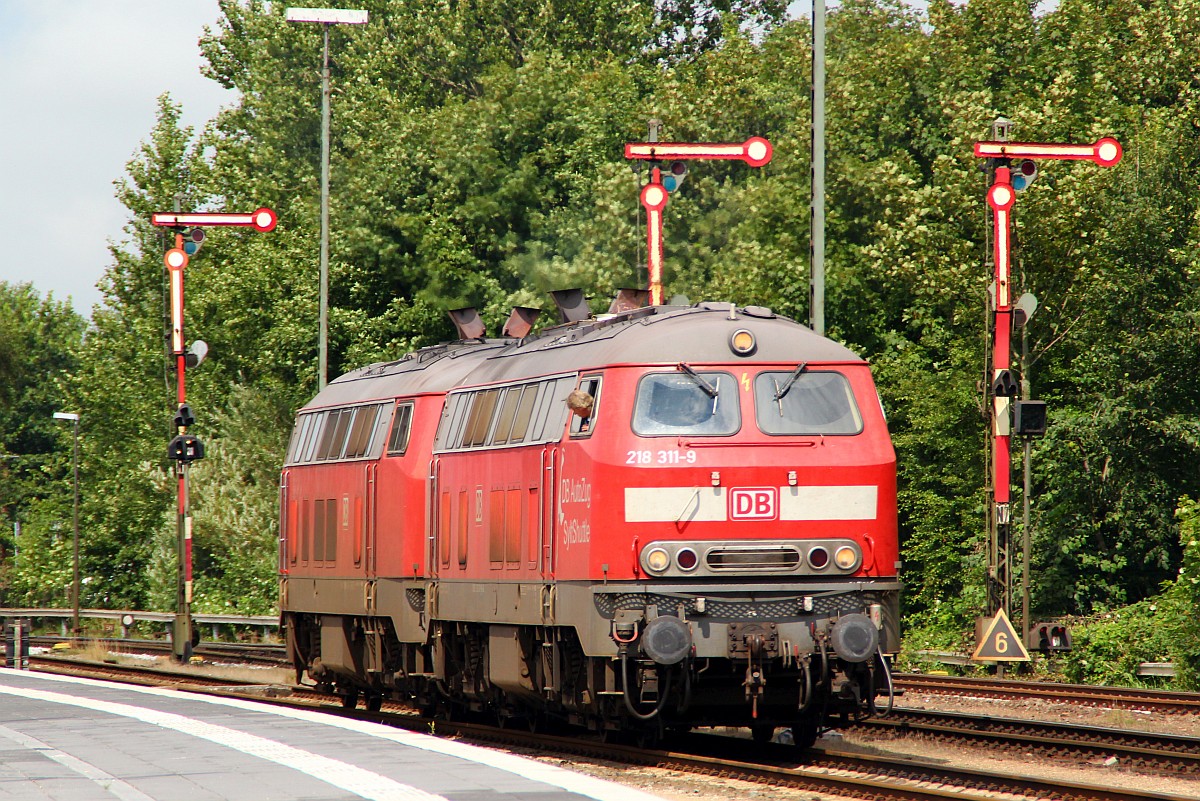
[972,608,1030,662]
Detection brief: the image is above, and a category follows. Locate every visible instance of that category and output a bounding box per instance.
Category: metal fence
[0,607,279,641]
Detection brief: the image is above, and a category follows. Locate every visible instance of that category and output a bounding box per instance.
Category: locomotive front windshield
[754,370,863,435]
[632,371,739,436]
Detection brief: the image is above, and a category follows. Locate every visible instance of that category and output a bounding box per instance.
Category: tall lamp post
[52,412,80,638]
[810,0,826,336]
[285,6,369,390]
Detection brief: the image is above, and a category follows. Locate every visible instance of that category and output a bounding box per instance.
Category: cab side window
[387,402,415,455]
[569,376,602,437]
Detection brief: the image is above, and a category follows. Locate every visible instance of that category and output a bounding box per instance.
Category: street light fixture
[52,412,81,638]
[285,6,369,390]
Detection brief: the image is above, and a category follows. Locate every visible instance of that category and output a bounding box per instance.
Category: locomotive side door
[540,444,557,578]
[429,455,442,578]
[364,461,378,577]
[377,400,415,579]
[280,467,292,571]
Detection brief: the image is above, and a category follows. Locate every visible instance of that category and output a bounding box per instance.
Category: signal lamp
[676,547,699,571]
[1013,400,1047,436]
[167,434,206,463]
[1028,621,1072,652]
[183,227,206,255]
[992,369,1018,397]
[173,403,195,429]
[1011,159,1038,191]
[645,547,670,573]
[662,160,688,192]
[807,546,829,569]
[834,545,859,570]
[729,328,756,356]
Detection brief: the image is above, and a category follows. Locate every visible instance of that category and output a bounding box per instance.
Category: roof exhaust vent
[447,307,486,340]
[502,307,541,338]
[550,289,591,323]
[608,288,650,314]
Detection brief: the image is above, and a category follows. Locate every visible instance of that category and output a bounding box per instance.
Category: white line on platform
[0,679,445,801]
[0,722,157,801]
[2,670,667,801]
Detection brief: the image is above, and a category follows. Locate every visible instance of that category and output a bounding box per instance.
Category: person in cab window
[567,389,594,432]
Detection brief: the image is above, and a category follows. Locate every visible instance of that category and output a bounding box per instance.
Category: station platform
[0,669,665,801]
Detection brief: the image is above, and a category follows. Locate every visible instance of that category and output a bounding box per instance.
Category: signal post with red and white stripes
[150,206,277,663]
[973,129,1121,653]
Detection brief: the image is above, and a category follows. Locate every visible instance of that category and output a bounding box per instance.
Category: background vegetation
[3,0,1199,684]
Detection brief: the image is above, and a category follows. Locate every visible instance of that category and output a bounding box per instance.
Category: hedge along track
[18,658,1199,801]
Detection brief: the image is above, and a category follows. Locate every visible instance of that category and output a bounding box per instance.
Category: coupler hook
[743,634,766,718]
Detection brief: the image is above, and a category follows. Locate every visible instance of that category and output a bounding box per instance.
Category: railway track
[853,708,1200,775]
[895,673,1200,715]
[18,657,1200,801]
[27,635,288,667]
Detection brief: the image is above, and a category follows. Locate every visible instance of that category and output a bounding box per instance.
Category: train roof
[302,302,865,411]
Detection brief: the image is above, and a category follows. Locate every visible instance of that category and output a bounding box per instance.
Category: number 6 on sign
[972,608,1030,662]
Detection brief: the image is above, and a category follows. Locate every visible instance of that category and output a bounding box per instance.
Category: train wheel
[790,716,820,750]
[750,725,775,743]
[341,690,360,710]
[635,729,661,750]
[366,695,383,712]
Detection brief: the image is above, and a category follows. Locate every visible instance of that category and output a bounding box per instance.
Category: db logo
[730,487,777,520]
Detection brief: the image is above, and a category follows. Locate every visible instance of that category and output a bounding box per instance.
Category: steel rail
[855,708,1200,774]
[895,673,1200,714]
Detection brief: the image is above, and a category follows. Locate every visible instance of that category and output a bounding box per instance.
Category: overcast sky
[0,1,230,317]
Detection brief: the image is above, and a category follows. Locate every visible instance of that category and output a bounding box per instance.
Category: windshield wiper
[677,363,718,398]
[773,362,808,401]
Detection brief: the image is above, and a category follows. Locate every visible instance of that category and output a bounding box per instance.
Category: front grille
[594,590,891,621]
[706,546,800,571]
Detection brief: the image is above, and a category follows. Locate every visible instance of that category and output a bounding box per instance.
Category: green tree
[60,95,207,609]
[0,283,85,603]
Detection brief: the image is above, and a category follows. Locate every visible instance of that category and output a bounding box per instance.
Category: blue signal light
[663,160,688,193]
[1011,159,1037,191]
[183,227,206,255]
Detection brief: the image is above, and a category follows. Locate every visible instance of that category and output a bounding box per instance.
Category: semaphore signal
[150,204,276,665]
[625,132,773,305]
[152,207,278,232]
[973,121,1121,661]
[973,137,1122,167]
[975,132,1121,518]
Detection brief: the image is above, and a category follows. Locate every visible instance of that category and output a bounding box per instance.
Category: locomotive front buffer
[603,583,899,736]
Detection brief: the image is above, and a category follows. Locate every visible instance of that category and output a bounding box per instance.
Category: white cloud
[0,1,231,317]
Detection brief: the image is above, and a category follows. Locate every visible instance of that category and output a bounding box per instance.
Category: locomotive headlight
[729,328,756,356]
[807,546,830,569]
[645,547,671,573]
[834,545,860,571]
[676,547,699,571]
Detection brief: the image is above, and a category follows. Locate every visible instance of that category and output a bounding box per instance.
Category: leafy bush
[1162,497,1200,689]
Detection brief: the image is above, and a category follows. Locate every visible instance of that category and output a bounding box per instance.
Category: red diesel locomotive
[279,292,900,745]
